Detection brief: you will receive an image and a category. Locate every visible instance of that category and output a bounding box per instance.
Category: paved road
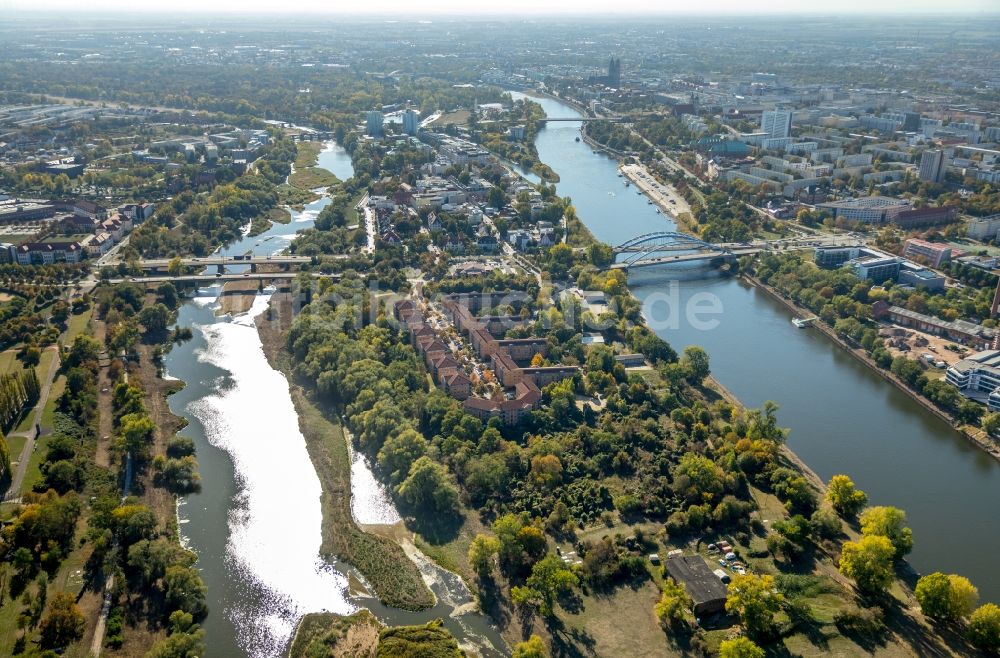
[357,194,376,253]
[4,345,62,502]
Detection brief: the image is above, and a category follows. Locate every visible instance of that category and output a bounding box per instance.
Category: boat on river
[792,317,815,328]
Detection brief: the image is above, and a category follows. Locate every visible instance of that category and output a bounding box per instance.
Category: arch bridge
[610,232,734,270]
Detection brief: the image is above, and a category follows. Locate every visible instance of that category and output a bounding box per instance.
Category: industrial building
[662,555,729,616]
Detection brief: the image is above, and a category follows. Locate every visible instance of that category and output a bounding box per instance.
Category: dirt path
[90,574,115,657]
[4,345,61,501]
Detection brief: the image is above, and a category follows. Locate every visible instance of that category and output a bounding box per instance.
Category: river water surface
[515,91,1000,604]
[165,141,507,657]
[166,142,354,656]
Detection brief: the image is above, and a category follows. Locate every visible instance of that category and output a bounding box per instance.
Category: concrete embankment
[744,274,1000,465]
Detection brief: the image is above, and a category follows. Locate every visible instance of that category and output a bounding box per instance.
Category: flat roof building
[919,149,947,183]
[852,255,901,283]
[816,196,912,224]
[947,351,1000,411]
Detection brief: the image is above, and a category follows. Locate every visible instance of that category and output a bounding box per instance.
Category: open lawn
[430,110,471,126]
[0,234,37,246]
[20,416,57,494]
[345,191,365,227]
[12,348,58,435]
[0,350,17,374]
[5,435,25,466]
[12,349,57,435]
[552,580,668,657]
[64,308,93,344]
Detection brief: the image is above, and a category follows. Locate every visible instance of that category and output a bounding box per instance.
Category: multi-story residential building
[859,114,901,134]
[366,110,384,138]
[918,149,947,183]
[16,242,82,265]
[398,295,577,426]
[840,153,873,168]
[402,109,419,136]
[760,110,792,139]
[966,214,1000,241]
[82,232,113,256]
[120,203,155,222]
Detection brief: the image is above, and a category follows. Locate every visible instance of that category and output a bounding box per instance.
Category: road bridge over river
[102,255,314,274]
[608,232,863,271]
[106,271,339,286]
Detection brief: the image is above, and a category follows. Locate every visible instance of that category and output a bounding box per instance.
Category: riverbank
[255,293,434,612]
[579,124,626,159]
[618,161,698,233]
[744,273,1000,464]
[703,374,830,495]
[525,87,589,117]
[248,207,293,237]
[256,292,511,658]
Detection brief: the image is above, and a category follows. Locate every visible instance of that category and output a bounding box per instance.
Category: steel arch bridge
[612,232,732,267]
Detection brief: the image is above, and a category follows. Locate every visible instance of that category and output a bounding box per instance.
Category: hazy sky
[3,0,998,14]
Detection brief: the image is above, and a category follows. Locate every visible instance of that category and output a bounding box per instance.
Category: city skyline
[3,0,999,15]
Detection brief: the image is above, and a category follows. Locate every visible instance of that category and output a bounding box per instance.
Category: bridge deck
[122,255,312,269]
[107,271,333,285]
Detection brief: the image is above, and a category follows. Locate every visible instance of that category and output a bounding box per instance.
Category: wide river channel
[514,91,1000,605]
[164,142,505,657]
[164,99,1000,655]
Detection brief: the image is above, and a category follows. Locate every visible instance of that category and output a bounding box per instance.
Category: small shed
[663,555,729,616]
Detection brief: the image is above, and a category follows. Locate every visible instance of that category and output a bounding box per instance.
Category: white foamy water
[347,441,403,526]
[184,293,355,656]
